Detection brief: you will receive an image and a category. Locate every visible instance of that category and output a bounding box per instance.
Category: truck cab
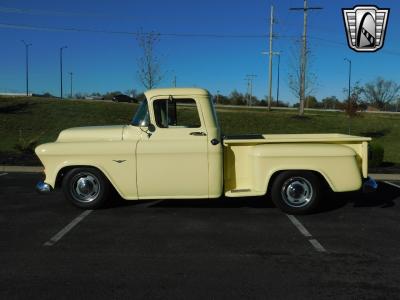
[132,88,223,199]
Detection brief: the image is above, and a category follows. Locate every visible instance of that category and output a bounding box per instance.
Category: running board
[225,189,264,198]
[231,189,251,193]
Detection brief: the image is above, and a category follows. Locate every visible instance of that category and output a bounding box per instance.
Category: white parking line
[286,214,327,253]
[0,173,8,176]
[384,181,400,189]
[43,210,93,247]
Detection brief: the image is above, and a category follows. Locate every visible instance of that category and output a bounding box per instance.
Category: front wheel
[62,167,111,209]
[271,171,322,215]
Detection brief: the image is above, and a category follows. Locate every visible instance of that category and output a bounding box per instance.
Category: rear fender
[251,144,363,193]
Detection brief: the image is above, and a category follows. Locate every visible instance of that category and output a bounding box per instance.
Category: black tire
[62,167,111,209]
[271,171,322,215]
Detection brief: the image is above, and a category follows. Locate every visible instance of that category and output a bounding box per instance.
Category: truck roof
[144,88,210,100]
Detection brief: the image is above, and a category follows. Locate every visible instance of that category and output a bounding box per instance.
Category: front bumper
[36,181,53,194]
[362,176,378,193]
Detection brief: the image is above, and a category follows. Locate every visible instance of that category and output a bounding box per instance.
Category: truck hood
[57,125,126,142]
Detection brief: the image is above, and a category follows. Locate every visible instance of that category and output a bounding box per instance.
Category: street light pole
[344,58,352,105]
[344,58,352,134]
[60,46,68,99]
[21,40,32,96]
[267,5,274,111]
[69,72,73,98]
[276,52,281,107]
[245,75,257,106]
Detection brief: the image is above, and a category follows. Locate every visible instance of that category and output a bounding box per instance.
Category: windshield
[131,100,149,126]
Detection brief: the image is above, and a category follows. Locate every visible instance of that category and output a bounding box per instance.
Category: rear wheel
[271,171,322,215]
[62,167,110,209]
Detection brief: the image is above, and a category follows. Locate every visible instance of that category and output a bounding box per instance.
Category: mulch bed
[0,152,42,166]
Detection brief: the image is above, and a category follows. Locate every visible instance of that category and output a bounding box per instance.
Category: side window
[153,98,201,128]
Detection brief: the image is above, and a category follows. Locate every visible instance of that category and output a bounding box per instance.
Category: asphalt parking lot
[1,172,400,299]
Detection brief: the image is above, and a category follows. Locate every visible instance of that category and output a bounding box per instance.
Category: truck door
[136,97,209,199]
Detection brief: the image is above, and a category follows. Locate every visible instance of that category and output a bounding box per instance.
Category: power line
[0,6,108,18]
[2,22,400,56]
[0,22,297,39]
[1,6,236,22]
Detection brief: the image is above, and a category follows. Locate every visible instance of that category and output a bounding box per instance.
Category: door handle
[190,132,207,136]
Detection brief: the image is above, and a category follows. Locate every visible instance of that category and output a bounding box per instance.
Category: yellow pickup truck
[35,88,377,214]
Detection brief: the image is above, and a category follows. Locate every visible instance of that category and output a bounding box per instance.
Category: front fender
[35,141,138,199]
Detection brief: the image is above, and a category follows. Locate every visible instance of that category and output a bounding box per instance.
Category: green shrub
[14,138,38,154]
[14,130,43,154]
[369,143,384,167]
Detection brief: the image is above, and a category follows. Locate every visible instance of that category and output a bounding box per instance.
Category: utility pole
[267,5,274,111]
[60,46,68,99]
[216,90,220,104]
[245,75,257,106]
[262,50,280,106]
[69,72,73,98]
[21,40,32,96]
[173,75,177,87]
[290,0,322,116]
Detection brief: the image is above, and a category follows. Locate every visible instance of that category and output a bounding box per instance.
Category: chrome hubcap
[71,173,100,203]
[281,177,313,208]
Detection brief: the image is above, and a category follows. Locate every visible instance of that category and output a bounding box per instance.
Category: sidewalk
[1,165,399,181]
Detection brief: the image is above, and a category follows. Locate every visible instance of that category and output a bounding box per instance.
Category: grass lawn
[1,96,399,164]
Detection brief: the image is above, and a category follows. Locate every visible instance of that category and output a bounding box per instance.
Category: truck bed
[223,133,371,145]
[223,133,371,197]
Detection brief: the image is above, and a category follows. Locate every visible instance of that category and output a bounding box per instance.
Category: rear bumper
[36,181,53,194]
[362,176,378,193]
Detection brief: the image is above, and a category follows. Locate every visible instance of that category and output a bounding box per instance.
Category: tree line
[32,76,399,112]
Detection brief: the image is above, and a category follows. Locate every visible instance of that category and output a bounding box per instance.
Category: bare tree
[362,77,400,110]
[288,42,317,115]
[136,30,163,90]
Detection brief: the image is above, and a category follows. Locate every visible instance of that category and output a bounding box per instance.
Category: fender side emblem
[113,160,126,163]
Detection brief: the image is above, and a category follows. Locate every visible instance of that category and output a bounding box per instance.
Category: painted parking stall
[286,214,327,253]
[44,210,93,246]
[1,173,400,298]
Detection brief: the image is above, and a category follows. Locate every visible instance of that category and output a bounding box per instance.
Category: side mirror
[148,123,156,132]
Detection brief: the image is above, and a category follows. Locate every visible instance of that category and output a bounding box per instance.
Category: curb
[0,166,43,173]
[370,173,400,181]
[0,166,399,181]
